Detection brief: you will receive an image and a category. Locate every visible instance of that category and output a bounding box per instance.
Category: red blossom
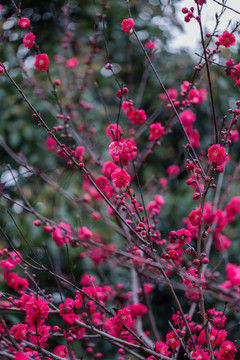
[59,298,75,316]
[109,141,124,157]
[184,267,206,300]
[59,298,79,325]
[108,307,133,336]
[29,324,51,346]
[129,303,147,318]
[226,263,240,287]
[46,137,57,152]
[111,168,131,188]
[54,345,69,358]
[75,292,83,309]
[1,251,21,270]
[214,234,231,252]
[23,32,35,49]
[110,138,137,165]
[145,41,156,50]
[167,165,180,176]
[66,58,79,68]
[203,202,215,224]
[226,59,235,67]
[180,80,191,93]
[180,109,196,128]
[72,325,85,339]
[14,293,32,308]
[219,341,237,360]
[188,128,200,148]
[225,196,240,220]
[18,17,30,28]
[172,311,191,329]
[95,175,109,191]
[52,222,72,247]
[106,123,123,140]
[198,88,208,103]
[122,100,134,117]
[117,87,128,98]
[228,129,239,143]
[230,63,240,81]
[197,328,227,348]
[158,88,178,101]
[25,296,49,326]
[155,341,171,357]
[191,346,210,360]
[149,123,165,140]
[144,283,155,293]
[206,308,226,329]
[218,31,235,48]
[14,352,30,360]
[122,140,136,154]
[166,330,185,350]
[129,109,147,125]
[176,228,192,245]
[188,88,200,105]
[10,323,28,340]
[207,144,228,165]
[88,246,108,265]
[76,145,85,161]
[78,226,92,240]
[4,270,29,291]
[80,274,97,286]
[121,18,135,33]
[102,161,117,177]
[35,53,49,71]
[188,208,203,227]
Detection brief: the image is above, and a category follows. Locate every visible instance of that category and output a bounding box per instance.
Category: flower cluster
[52,222,73,247]
[122,100,147,125]
[25,296,49,326]
[111,167,131,188]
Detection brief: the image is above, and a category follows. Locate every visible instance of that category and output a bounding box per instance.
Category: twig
[125,1,206,178]
[196,5,218,144]
[212,0,240,15]
[0,63,146,245]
